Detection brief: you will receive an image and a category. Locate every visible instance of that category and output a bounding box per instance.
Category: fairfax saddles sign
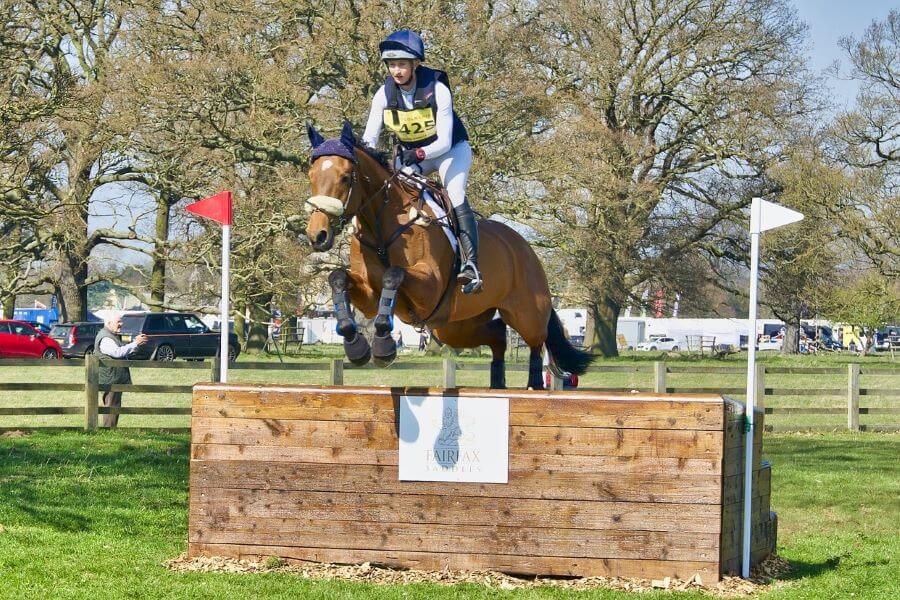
[398,395,509,483]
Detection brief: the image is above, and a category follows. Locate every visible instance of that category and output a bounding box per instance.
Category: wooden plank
[0,407,82,415]
[859,389,900,397]
[765,407,844,415]
[0,359,85,367]
[859,407,900,414]
[764,367,843,374]
[666,387,745,395]
[765,388,844,397]
[230,362,330,371]
[99,407,191,415]
[0,383,84,391]
[189,489,722,533]
[190,460,723,504]
[667,367,746,374]
[99,359,210,369]
[191,386,726,430]
[190,417,724,460]
[859,368,900,375]
[103,384,194,393]
[188,516,720,562]
[0,426,83,432]
[190,443,723,474]
[188,543,721,582]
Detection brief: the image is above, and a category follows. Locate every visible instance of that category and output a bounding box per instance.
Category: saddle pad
[422,190,458,253]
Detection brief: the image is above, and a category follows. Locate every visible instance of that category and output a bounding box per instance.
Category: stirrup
[459,261,483,294]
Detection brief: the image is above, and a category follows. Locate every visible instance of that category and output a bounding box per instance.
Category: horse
[304,122,592,389]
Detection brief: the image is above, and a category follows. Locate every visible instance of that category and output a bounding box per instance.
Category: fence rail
[1,357,898,432]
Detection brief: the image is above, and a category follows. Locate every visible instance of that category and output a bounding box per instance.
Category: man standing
[95,316,148,428]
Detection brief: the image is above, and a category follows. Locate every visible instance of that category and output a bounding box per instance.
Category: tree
[831,10,899,278]
[828,273,900,355]
[515,0,816,356]
[757,144,843,354]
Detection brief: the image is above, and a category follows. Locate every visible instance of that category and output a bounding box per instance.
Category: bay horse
[304,122,591,389]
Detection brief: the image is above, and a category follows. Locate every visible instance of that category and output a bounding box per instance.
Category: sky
[792,0,895,108]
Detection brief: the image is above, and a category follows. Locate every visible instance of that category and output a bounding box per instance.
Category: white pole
[220,224,230,383]
[742,199,762,578]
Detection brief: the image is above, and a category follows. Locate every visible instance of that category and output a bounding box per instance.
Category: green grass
[0,430,896,599]
[2,348,898,430]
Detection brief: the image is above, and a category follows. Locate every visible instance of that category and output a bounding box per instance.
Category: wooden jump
[188,385,776,583]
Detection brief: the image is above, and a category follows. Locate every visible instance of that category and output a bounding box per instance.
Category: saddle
[395,168,460,238]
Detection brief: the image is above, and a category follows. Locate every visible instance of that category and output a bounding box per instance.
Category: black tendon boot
[452,204,483,294]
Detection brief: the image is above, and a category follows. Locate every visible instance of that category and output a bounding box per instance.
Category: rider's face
[386,59,416,87]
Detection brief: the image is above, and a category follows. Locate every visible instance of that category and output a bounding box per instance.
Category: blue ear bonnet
[308,121,358,164]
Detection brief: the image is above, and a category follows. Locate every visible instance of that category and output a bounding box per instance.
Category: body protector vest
[382,66,469,149]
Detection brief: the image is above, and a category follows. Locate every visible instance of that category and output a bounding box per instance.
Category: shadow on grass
[0,430,189,535]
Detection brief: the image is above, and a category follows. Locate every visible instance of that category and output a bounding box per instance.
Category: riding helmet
[379,30,425,61]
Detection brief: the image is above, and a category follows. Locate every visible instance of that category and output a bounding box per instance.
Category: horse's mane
[356,142,392,172]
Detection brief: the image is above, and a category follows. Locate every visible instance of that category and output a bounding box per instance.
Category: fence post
[442,357,456,388]
[653,361,666,393]
[329,358,344,385]
[210,355,221,383]
[848,363,860,431]
[755,363,766,409]
[84,353,99,431]
[550,371,564,391]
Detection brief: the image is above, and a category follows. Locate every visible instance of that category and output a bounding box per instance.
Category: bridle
[306,152,426,265]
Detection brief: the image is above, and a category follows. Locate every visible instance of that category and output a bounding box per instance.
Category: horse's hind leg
[432,313,507,389]
[526,346,544,390]
[371,266,405,367]
[330,269,371,366]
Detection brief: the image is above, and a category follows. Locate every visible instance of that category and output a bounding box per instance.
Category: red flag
[186,191,233,225]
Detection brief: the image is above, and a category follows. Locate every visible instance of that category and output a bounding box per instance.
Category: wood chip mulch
[165,554,793,596]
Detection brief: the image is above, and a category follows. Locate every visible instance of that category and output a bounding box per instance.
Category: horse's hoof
[344,333,371,366]
[371,335,397,368]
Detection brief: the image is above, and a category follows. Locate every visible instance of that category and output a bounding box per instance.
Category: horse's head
[305,121,362,252]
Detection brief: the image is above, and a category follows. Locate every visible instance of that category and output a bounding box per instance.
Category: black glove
[400,148,425,166]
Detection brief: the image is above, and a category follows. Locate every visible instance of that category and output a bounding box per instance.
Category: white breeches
[398,141,472,208]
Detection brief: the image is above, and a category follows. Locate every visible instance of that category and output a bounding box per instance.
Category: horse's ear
[307,122,325,148]
[340,120,356,147]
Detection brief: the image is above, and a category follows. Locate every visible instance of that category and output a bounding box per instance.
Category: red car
[0,320,64,359]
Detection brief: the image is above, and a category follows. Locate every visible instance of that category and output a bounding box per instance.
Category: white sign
[398,395,509,483]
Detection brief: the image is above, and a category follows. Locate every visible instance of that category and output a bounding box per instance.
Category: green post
[442,357,456,388]
[84,353,99,431]
[329,358,344,385]
[653,361,666,393]
[848,363,860,431]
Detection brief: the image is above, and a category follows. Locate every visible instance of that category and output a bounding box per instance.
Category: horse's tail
[545,309,594,375]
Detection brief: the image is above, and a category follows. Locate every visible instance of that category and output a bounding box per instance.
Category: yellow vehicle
[842,325,863,351]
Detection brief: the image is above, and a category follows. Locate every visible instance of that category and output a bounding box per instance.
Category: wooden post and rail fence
[0,357,898,432]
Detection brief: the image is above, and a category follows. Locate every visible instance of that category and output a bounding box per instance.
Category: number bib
[383,107,437,143]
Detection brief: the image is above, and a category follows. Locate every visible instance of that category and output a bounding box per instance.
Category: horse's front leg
[371,266,406,367]
[329,268,371,366]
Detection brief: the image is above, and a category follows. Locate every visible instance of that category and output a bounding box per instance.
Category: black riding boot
[452,204,483,294]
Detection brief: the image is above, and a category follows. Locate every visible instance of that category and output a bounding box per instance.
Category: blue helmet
[379,30,425,61]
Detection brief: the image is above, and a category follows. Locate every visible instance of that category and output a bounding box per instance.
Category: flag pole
[220,224,230,383]
[742,198,762,578]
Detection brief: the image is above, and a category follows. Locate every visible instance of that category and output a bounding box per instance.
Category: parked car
[636,337,680,351]
[49,321,104,358]
[118,312,240,362]
[23,320,54,335]
[756,336,783,351]
[0,320,63,358]
[874,326,900,352]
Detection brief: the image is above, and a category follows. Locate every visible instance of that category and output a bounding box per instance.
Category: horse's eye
[341,175,352,185]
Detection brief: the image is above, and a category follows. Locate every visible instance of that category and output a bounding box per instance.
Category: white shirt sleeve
[99,336,139,359]
[362,87,387,148]
[420,82,455,159]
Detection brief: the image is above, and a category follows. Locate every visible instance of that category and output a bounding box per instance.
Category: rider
[362,30,482,294]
